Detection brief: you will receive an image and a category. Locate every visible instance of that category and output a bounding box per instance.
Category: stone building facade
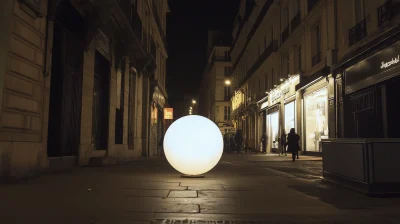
[0,0,168,178]
[199,31,234,134]
[230,0,400,154]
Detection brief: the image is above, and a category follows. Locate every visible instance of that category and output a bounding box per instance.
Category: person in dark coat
[280,130,287,156]
[234,130,243,153]
[261,132,267,154]
[286,128,300,161]
[158,135,165,156]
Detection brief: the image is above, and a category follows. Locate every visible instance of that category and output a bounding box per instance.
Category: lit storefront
[265,75,299,153]
[334,38,400,139]
[257,97,269,143]
[303,86,329,152]
[295,67,332,154]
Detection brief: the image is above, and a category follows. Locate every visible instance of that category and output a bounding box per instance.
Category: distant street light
[190,107,192,110]
[192,100,196,104]
[225,80,231,85]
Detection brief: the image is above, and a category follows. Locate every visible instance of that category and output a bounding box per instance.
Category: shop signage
[345,40,400,93]
[270,91,281,102]
[380,55,400,69]
[260,101,269,110]
[269,75,300,104]
[164,108,173,120]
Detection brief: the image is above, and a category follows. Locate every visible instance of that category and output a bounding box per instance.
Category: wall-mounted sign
[380,55,399,69]
[260,101,269,110]
[345,40,400,94]
[269,75,299,105]
[164,108,173,120]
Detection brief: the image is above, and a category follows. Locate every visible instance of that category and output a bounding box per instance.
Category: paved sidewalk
[0,155,399,224]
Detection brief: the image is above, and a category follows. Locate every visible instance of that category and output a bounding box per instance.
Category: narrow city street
[1,155,400,224]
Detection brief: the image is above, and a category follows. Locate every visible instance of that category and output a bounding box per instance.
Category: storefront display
[304,87,329,152]
[268,112,279,150]
[284,101,295,134]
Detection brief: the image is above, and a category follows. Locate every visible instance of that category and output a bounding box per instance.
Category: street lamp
[225,80,231,85]
[192,99,196,104]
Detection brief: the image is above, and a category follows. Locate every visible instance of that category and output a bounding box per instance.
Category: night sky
[166,0,240,119]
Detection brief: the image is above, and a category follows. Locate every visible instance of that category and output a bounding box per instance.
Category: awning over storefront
[265,102,281,114]
[295,66,330,91]
[257,96,269,112]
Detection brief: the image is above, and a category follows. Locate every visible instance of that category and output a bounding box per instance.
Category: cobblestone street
[1,155,400,224]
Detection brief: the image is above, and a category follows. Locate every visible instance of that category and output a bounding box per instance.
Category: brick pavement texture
[1,155,400,224]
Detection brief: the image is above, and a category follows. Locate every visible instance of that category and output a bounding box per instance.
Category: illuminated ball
[163,115,223,176]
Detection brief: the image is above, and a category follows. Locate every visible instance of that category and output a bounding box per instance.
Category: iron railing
[291,12,301,33]
[349,19,367,46]
[281,26,289,44]
[152,0,167,49]
[243,40,277,88]
[377,0,400,26]
[308,0,321,12]
[232,0,274,72]
[150,38,156,60]
[212,54,231,62]
[232,0,256,48]
[312,52,321,67]
[116,0,144,47]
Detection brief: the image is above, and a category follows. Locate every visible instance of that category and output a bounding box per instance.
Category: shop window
[284,101,296,134]
[268,111,280,151]
[304,87,328,152]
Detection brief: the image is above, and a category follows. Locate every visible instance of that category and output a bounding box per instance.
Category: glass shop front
[304,87,329,152]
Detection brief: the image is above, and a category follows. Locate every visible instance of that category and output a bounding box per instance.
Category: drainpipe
[333,0,338,50]
[42,0,53,78]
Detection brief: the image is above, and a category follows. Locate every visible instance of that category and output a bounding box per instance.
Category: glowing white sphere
[163,115,223,176]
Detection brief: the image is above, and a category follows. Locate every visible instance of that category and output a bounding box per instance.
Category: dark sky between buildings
[166,0,240,119]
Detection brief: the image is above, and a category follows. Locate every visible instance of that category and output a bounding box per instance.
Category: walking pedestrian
[234,130,243,154]
[158,135,165,156]
[286,128,300,162]
[261,132,267,154]
[280,130,287,156]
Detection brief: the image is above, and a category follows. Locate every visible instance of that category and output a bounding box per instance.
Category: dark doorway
[344,86,383,138]
[115,59,125,144]
[47,1,84,158]
[92,52,110,150]
[128,70,136,149]
[385,75,400,138]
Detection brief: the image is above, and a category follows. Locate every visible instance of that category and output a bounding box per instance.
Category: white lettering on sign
[381,55,400,69]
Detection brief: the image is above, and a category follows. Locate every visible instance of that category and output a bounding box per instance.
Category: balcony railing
[291,12,301,33]
[265,40,278,58]
[240,40,277,88]
[212,54,231,62]
[152,0,167,50]
[281,26,289,44]
[377,0,400,26]
[150,38,156,60]
[312,52,321,67]
[116,0,143,46]
[142,30,148,51]
[232,0,274,72]
[349,19,367,46]
[308,0,321,12]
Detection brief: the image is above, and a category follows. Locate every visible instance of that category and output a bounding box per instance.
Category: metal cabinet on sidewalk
[322,138,400,195]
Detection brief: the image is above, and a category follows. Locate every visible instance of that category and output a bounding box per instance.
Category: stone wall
[0,0,49,177]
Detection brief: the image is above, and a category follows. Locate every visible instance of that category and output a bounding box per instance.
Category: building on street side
[0,0,169,179]
[199,30,234,134]
[230,0,337,154]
